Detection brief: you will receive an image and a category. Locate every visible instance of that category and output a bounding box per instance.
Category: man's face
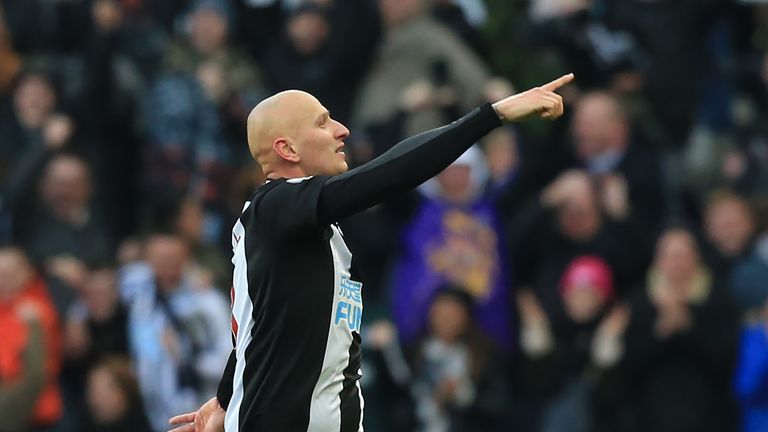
[705,198,755,258]
[288,11,329,55]
[563,285,604,323]
[429,295,469,344]
[41,156,92,219]
[656,231,698,285]
[571,94,627,162]
[83,269,119,322]
[14,74,56,129]
[557,189,601,241]
[190,8,227,54]
[146,237,188,290]
[292,97,350,176]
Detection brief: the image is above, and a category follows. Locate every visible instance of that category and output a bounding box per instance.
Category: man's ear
[273,138,300,163]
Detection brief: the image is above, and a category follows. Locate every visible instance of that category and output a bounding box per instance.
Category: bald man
[170,74,574,432]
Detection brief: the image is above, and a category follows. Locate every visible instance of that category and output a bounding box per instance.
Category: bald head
[247,90,316,161]
[246,90,350,179]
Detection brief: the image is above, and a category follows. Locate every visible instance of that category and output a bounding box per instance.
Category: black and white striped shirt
[216,103,501,431]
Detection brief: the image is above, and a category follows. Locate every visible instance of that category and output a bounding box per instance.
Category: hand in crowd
[15,300,41,323]
[592,303,631,367]
[46,255,88,289]
[491,73,573,122]
[42,114,74,150]
[434,377,461,407]
[599,174,630,220]
[653,288,692,339]
[92,0,124,34]
[399,80,457,112]
[162,326,183,363]
[596,304,631,340]
[197,62,226,103]
[483,77,515,104]
[367,320,398,350]
[517,289,549,327]
[169,396,225,432]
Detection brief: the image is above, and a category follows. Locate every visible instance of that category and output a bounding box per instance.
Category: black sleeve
[216,350,236,410]
[317,103,501,225]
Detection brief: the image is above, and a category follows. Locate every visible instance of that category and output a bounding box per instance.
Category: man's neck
[266,167,309,180]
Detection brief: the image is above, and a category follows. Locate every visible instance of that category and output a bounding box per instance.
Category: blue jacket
[735,323,768,432]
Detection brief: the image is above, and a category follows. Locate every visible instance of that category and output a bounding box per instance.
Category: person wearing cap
[516,255,629,432]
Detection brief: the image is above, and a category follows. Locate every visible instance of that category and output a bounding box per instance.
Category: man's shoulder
[240,176,330,235]
[251,176,328,206]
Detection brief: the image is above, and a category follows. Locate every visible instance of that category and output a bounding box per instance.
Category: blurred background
[0,0,767,431]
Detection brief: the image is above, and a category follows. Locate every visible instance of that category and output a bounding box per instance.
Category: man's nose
[334,120,350,139]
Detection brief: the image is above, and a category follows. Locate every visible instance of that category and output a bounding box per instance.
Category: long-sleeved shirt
[217,103,501,431]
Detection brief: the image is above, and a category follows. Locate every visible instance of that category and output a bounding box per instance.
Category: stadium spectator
[511,169,647,315]
[360,320,416,432]
[730,222,768,314]
[263,2,377,126]
[569,91,665,234]
[355,0,489,141]
[10,154,111,322]
[0,247,62,431]
[61,267,129,423]
[19,155,111,267]
[146,0,266,244]
[621,228,738,432]
[483,126,520,190]
[164,0,264,123]
[120,233,231,431]
[603,0,731,147]
[703,191,758,279]
[734,296,768,432]
[173,195,231,293]
[389,146,513,347]
[516,256,628,432]
[409,286,509,432]
[0,71,64,185]
[83,356,152,432]
[527,0,644,91]
[431,0,490,61]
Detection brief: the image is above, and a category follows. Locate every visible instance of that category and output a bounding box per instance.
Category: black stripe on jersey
[339,331,363,431]
[237,193,337,431]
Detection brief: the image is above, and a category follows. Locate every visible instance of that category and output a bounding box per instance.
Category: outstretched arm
[317,74,573,225]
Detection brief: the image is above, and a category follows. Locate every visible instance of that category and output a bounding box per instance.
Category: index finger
[169,413,196,425]
[541,73,575,92]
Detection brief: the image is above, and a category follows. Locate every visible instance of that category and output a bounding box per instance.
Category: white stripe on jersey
[307,225,364,431]
[225,202,252,432]
[356,369,365,432]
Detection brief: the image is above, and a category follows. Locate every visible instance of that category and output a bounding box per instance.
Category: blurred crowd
[0,0,767,431]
